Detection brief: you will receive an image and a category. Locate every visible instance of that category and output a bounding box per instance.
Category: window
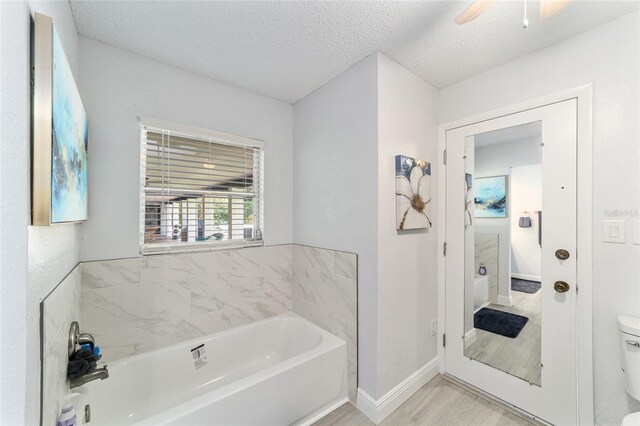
[139,117,263,254]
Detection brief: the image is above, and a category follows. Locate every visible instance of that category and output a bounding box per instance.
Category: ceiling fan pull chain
[523,0,529,28]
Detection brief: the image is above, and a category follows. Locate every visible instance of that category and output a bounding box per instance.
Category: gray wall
[439,11,640,424]
[0,2,82,424]
[293,52,440,400]
[0,3,31,423]
[293,53,380,395]
[77,37,294,261]
[376,54,439,397]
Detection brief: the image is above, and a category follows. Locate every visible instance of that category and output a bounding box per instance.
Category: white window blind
[139,119,264,254]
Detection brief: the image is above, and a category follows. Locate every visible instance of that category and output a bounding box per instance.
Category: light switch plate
[603,219,626,244]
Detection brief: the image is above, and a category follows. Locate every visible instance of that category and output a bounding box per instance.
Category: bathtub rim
[100,312,341,369]
[132,312,348,425]
[138,340,348,425]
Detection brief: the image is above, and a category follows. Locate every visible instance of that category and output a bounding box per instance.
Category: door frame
[436,85,594,425]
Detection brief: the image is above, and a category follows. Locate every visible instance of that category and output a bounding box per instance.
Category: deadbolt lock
[555,249,570,260]
[554,281,570,293]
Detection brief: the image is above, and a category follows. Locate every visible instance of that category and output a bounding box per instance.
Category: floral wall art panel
[395,155,432,230]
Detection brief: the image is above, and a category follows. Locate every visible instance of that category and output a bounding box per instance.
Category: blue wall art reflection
[51,29,88,222]
[474,176,507,218]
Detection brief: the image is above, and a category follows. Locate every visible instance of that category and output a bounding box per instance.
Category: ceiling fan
[455,0,571,26]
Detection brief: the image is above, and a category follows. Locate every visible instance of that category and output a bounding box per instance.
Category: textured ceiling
[70,1,640,103]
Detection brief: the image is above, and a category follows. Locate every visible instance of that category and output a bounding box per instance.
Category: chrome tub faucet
[67,321,109,389]
[69,366,109,389]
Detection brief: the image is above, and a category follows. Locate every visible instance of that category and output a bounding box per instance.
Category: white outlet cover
[603,219,626,244]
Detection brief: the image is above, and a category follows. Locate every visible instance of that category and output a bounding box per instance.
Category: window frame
[138,116,264,255]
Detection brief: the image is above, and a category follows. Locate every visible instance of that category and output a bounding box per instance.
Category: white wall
[1,5,635,424]
[0,3,31,424]
[293,52,439,401]
[474,138,541,175]
[78,37,294,261]
[510,165,542,280]
[0,1,81,424]
[293,53,380,395]
[27,2,82,422]
[376,54,439,397]
[439,11,640,424]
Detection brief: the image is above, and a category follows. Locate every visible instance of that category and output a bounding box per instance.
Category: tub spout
[70,366,109,389]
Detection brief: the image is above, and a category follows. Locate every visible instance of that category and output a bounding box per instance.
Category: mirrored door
[445,99,578,425]
[463,122,542,386]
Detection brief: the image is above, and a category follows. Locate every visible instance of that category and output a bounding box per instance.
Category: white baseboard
[496,294,513,306]
[357,356,439,424]
[464,328,477,349]
[473,301,490,314]
[511,273,541,282]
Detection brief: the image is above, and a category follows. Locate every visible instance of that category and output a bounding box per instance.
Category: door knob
[554,281,570,293]
[555,249,570,260]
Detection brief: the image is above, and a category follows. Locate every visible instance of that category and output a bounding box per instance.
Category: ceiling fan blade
[539,0,571,18]
[455,0,495,25]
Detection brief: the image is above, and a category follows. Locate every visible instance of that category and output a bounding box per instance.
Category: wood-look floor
[464,289,541,386]
[314,376,535,426]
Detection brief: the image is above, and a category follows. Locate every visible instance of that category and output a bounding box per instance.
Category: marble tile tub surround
[41,265,82,426]
[81,245,293,362]
[475,233,499,303]
[292,245,358,402]
[79,243,358,401]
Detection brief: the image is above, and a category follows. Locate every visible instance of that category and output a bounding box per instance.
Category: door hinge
[443,333,446,347]
[443,149,447,165]
[443,242,447,256]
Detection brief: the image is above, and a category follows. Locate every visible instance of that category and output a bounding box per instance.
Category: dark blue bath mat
[474,308,529,338]
[511,278,541,294]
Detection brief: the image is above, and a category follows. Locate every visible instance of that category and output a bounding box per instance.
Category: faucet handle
[68,322,97,358]
[68,322,80,359]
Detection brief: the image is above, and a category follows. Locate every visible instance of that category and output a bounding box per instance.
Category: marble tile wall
[475,233,499,303]
[42,244,358,423]
[41,265,82,426]
[80,245,293,363]
[292,245,358,402]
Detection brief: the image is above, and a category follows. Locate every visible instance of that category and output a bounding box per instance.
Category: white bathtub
[78,313,348,425]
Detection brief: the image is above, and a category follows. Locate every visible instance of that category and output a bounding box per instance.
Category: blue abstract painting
[51,29,87,222]
[474,176,507,218]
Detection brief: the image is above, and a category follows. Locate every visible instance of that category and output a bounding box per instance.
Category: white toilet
[618,315,640,426]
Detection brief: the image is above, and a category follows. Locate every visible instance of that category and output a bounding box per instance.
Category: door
[444,99,578,425]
